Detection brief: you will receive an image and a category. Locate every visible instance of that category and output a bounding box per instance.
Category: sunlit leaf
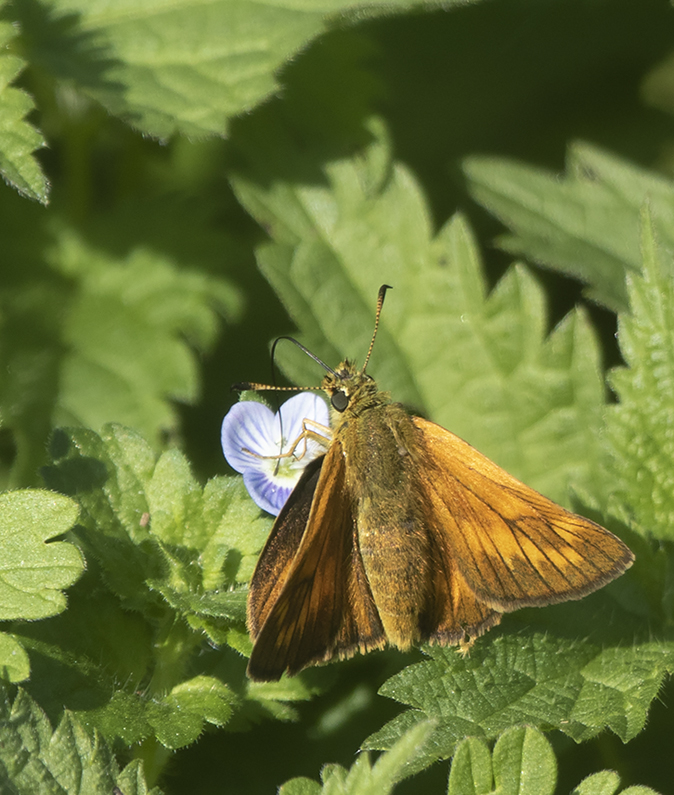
[0,19,49,203]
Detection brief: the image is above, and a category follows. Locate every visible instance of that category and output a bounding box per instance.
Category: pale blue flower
[221,393,330,515]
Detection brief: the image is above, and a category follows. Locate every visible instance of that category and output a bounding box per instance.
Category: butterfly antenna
[231,336,337,392]
[362,284,392,373]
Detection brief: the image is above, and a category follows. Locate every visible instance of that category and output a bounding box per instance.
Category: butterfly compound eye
[331,390,349,412]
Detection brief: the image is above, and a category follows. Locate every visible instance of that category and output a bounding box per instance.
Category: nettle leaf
[28,423,306,746]
[21,0,480,139]
[279,721,435,795]
[0,688,163,795]
[49,230,240,440]
[0,218,240,488]
[464,142,674,312]
[448,726,556,795]
[0,489,82,620]
[233,119,605,505]
[0,17,49,203]
[42,424,268,628]
[605,211,674,542]
[362,634,674,776]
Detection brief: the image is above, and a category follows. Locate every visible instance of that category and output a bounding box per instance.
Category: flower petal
[221,401,277,473]
[243,468,295,516]
[221,392,331,516]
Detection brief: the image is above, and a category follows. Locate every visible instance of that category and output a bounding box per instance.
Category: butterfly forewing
[247,442,386,681]
[247,455,325,637]
[412,417,634,610]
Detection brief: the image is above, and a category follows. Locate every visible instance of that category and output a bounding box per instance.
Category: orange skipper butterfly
[235,286,634,681]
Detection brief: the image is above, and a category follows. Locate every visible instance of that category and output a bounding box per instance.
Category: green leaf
[280,721,434,795]
[280,778,322,795]
[233,120,606,506]
[0,688,163,795]
[0,631,30,682]
[23,0,481,139]
[0,19,49,203]
[449,728,664,795]
[10,582,155,744]
[448,726,556,795]
[50,233,240,440]
[464,142,674,311]
[146,675,236,749]
[492,727,556,795]
[145,453,270,591]
[115,759,164,795]
[605,210,674,541]
[447,736,493,795]
[572,771,621,795]
[42,425,164,610]
[0,489,83,620]
[643,50,674,120]
[0,218,240,488]
[42,423,269,617]
[572,771,663,795]
[362,635,674,776]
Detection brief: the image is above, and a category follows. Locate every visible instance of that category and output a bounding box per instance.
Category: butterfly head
[321,360,384,416]
[233,286,392,419]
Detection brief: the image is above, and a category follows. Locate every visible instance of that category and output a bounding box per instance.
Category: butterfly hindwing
[422,520,503,645]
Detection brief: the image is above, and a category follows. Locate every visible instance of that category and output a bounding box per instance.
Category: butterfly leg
[242,419,332,462]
